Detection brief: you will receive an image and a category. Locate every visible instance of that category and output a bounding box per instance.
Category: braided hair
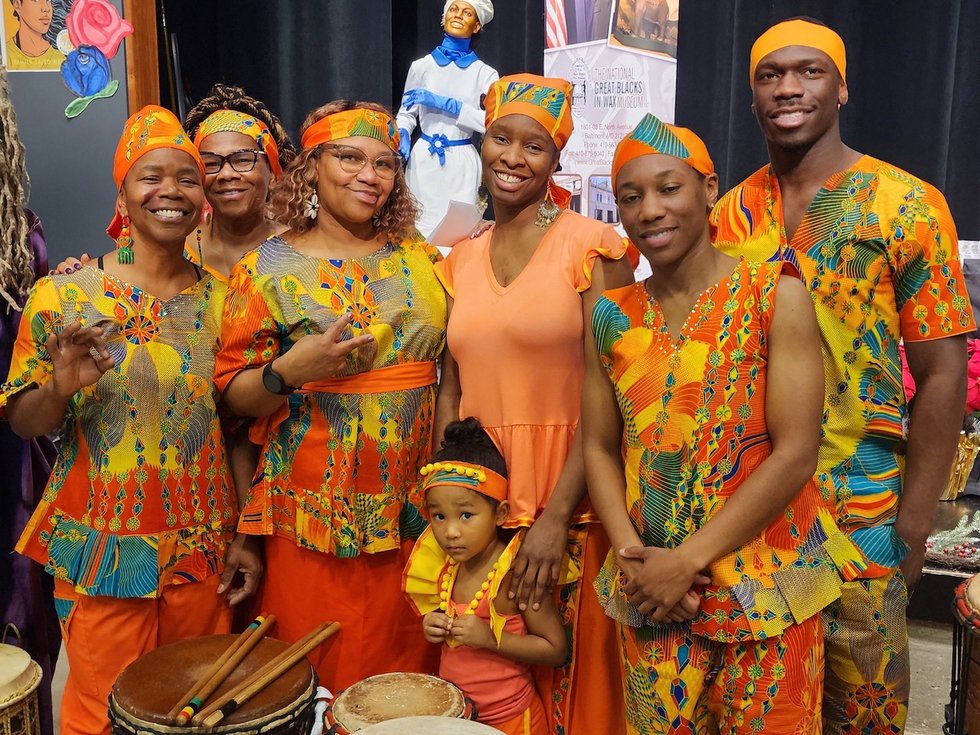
[0,65,35,311]
[184,83,297,168]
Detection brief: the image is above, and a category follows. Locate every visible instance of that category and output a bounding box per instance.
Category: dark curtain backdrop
[160,1,979,239]
[162,0,543,143]
[675,0,980,240]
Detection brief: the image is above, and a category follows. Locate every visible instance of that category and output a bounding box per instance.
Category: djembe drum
[949,575,980,734]
[358,716,503,734]
[109,635,316,734]
[0,644,41,735]
[325,673,475,734]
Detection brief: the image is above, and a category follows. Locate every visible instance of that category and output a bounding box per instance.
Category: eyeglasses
[321,144,401,180]
[200,149,267,175]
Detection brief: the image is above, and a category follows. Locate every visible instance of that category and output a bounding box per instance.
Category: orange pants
[539,523,625,735]
[260,536,438,691]
[490,692,549,735]
[54,575,231,735]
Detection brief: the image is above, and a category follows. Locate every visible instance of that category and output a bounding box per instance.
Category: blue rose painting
[60,43,118,118]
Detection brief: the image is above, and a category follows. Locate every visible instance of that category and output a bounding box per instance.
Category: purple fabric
[1,210,58,735]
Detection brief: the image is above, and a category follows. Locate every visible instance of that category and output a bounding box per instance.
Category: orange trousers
[490,692,549,735]
[539,523,626,735]
[260,536,438,691]
[54,575,231,735]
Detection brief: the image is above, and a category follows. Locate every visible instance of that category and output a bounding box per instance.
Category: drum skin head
[332,673,466,731]
[356,716,503,734]
[111,634,313,727]
[968,575,980,616]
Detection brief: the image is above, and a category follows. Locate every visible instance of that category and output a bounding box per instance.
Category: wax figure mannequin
[396,0,499,238]
[711,18,974,734]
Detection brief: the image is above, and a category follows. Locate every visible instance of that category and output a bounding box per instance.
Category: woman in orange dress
[435,74,634,734]
[214,100,445,689]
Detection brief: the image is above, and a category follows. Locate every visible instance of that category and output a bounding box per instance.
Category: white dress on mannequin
[397,49,498,238]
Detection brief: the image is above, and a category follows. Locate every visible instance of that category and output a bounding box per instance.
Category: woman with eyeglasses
[214,100,445,689]
[182,84,296,279]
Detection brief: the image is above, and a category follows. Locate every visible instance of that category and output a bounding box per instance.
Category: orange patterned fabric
[592,260,856,642]
[108,105,203,238]
[214,235,446,557]
[611,113,714,191]
[749,19,847,85]
[484,73,574,151]
[711,156,975,574]
[194,110,283,179]
[300,109,400,151]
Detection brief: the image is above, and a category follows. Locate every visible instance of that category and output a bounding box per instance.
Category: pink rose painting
[67,0,133,58]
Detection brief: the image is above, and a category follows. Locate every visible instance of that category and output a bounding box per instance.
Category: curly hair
[269,100,419,239]
[0,66,35,311]
[184,83,297,169]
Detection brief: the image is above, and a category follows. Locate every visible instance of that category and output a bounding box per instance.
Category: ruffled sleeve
[402,528,523,645]
[571,224,631,293]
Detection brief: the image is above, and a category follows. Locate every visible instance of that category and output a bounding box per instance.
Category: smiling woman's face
[117,148,204,248]
[443,1,481,39]
[197,131,272,225]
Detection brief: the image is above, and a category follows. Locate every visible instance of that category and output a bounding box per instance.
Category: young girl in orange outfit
[404,418,566,735]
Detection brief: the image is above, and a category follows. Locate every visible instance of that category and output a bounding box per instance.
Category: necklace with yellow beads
[439,560,500,619]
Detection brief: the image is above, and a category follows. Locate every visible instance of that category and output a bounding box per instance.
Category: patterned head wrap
[484,73,574,152]
[750,19,846,86]
[612,113,714,192]
[300,109,400,152]
[194,110,283,180]
[108,105,203,239]
[442,0,494,26]
[420,460,508,503]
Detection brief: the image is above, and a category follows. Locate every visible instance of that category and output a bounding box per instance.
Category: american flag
[546,0,568,48]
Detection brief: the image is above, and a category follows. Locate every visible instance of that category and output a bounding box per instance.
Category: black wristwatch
[262,361,295,396]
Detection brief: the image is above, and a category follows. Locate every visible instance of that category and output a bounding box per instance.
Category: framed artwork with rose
[2,0,133,117]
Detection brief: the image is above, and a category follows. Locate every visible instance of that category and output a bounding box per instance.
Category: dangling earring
[116,216,134,264]
[304,192,319,221]
[535,188,561,229]
[476,185,489,215]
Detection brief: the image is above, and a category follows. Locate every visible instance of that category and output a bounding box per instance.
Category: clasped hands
[616,545,711,623]
[424,610,496,650]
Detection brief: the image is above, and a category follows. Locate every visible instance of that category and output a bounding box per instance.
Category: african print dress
[4,267,236,599]
[214,235,447,557]
[592,259,856,642]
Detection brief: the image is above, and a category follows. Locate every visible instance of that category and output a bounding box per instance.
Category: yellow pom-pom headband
[420,461,508,503]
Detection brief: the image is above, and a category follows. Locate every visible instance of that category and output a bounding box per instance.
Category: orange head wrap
[484,73,575,208]
[108,105,204,239]
[611,113,714,192]
[420,460,508,504]
[300,108,400,152]
[484,73,574,151]
[749,19,846,86]
[194,110,283,180]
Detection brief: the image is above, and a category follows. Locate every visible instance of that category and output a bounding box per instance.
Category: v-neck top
[711,155,975,574]
[3,266,235,598]
[436,210,629,527]
[592,259,855,641]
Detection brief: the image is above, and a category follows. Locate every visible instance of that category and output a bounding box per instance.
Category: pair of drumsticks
[167,614,340,729]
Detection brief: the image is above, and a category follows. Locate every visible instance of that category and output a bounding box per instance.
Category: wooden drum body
[0,645,41,735]
[109,635,316,735]
[325,673,475,734]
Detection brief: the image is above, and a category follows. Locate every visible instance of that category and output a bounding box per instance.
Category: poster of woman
[1,0,70,71]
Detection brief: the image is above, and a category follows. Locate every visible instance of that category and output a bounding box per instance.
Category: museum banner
[545,0,679,277]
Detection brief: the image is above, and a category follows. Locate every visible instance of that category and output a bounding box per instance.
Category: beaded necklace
[439,559,500,619]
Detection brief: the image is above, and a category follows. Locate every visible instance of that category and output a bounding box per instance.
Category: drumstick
[197,621,340,729]
[174,613,277,726]
[191,621,332,727]
[167,613,274,723]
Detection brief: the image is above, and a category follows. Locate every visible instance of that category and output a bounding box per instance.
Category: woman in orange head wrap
[213,99,445,689]
[434,73,634,734]
[3,105,248,735]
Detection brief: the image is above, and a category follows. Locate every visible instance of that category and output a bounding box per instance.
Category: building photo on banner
[545,0,679,279]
